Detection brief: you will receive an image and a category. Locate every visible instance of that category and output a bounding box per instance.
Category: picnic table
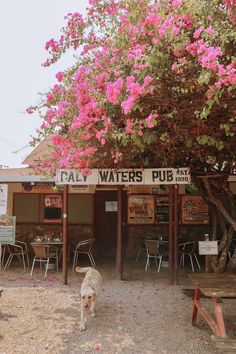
[189,273,236,338]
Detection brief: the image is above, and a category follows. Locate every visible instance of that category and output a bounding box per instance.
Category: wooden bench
[189,273,236,337]
[211,336,236,354]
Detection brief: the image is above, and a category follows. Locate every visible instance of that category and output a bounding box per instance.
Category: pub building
[1,141,236,283]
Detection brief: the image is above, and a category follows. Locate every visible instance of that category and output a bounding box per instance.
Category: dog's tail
[76,266,93,273]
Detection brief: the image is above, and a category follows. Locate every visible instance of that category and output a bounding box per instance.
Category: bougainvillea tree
[28,0,236,272]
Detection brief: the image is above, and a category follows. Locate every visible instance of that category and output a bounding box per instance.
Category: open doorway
[95,190,118,259]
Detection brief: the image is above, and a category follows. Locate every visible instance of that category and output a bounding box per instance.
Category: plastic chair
[178,241,201,272]
[72,238,96,270]
[30,244,58,278]
[3,242,30,271]
[144,239,165,272]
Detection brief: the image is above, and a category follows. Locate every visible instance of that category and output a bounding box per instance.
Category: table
[31,240,63,246]
[189,273,236,337]
[31,240,63,261]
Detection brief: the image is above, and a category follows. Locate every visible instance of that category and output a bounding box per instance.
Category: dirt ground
[1,261,236,354]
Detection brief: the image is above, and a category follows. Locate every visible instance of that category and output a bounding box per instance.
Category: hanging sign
[56,168,190,185]
[0,184,8,215]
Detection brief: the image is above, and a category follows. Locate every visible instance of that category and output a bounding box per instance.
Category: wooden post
[173,184,179,285]
[116,185,123,280]
[205,233,210,272]
[63,184,68,285]
[169,185,174,284]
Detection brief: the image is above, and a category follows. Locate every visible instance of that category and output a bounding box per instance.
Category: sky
[0,0,89,168]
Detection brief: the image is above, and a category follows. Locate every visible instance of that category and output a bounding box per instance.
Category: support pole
[63,184,68,285]
[116,186,123,280]
[169,185,174,284]
[173,184,179,285]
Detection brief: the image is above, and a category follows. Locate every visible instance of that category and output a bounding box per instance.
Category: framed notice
[105,201,118,212]
[44,194,62,223]
[0,215,16,244]
[182,195,209,224]
[128,195,154,224]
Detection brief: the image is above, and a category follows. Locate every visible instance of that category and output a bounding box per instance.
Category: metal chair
[72,238,96,270]
[3,241,30,271]
[30,244,59,278]
[178,241,201,272]
[144,239,165,272]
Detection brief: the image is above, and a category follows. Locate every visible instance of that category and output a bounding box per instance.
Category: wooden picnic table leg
[191,287,200,325]
[212,297,227,337]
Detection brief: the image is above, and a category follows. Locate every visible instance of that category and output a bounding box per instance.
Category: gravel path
[0,264,235,354]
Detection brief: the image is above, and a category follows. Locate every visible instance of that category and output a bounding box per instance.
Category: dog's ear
[92,291,96,300]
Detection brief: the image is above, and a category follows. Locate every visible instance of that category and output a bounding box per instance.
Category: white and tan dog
[76,266,102,331]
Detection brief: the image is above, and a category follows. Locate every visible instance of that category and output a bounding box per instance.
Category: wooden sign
[182,195,209,224]
[128,195,154,224]
[56,168,190,185]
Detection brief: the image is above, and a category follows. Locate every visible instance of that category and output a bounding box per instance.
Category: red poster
[44,194,62,223]
[182,195,209,224]
[128,195,154,224]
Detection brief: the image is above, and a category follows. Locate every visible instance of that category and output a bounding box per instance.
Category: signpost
[199,235,218,272]
[198,241,218,255]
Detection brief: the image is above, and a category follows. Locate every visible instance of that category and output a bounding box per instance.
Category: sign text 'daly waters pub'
[56,168,191,185]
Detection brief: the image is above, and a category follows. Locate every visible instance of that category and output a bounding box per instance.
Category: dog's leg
[79,303,86,331]
[90,296,97,317]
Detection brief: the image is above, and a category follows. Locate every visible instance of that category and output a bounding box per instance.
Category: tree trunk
[195,175,236,273]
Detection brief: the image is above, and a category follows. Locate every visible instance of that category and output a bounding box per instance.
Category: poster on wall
[44,194,62,223]
[128,195,154,224]
[0,184,8,215]
[182,195,209,224]
[155,196,169,223]
[0,215,16,244]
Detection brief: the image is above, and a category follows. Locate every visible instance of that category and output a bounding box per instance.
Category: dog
[76,266,102,331]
